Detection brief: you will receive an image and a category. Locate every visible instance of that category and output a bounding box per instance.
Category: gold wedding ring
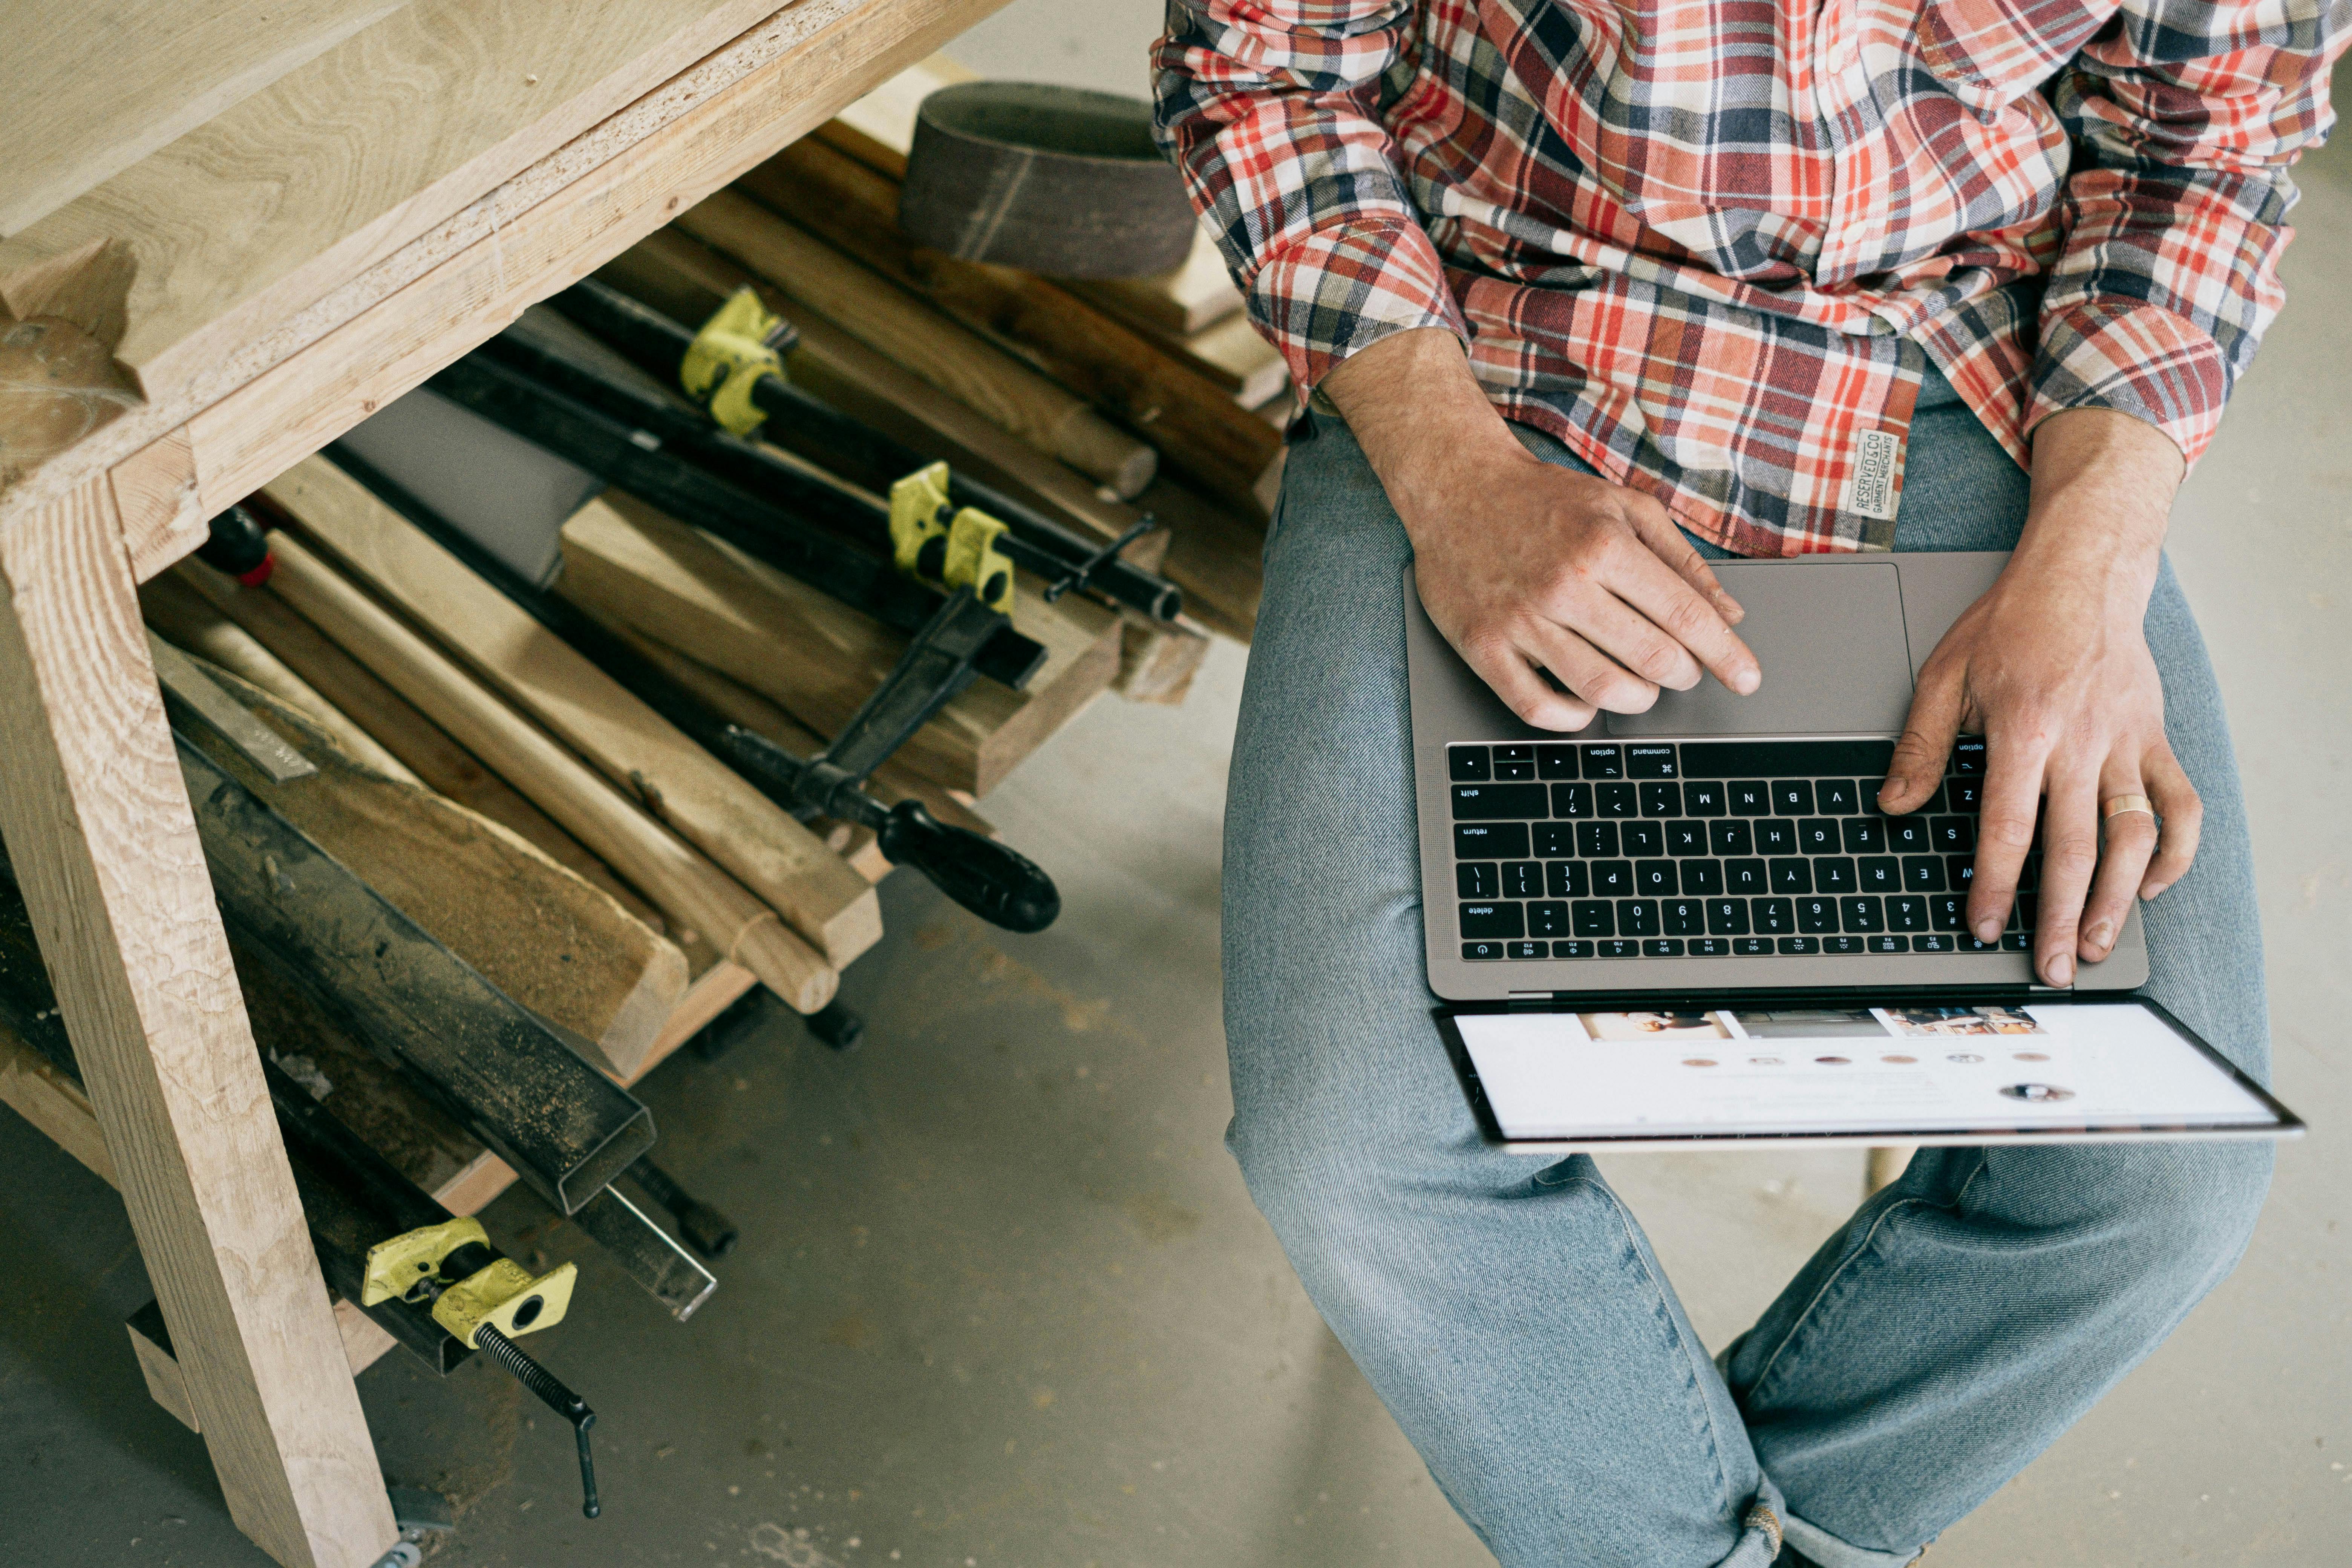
[2102,793,2156,822]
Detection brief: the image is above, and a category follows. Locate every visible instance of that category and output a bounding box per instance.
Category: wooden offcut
[560,490,1121,796]
[262,455,882,967]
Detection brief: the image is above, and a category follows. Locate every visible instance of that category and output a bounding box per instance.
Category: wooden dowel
[734,138,1284,514]
[264,455,882,968]
[260,530,838,1015]
[139,571,420,783]
[598,231,1168,569]
[672,189,1158,499]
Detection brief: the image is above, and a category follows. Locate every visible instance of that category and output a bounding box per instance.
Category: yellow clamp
[360,1215,577,1348]
[682,286,790,436]
[887,461,1013,611]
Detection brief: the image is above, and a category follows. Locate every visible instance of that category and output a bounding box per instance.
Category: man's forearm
[2015,409,2185,603]
[1318,327,1532,539]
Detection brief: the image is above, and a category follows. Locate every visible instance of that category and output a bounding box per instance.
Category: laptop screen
[1447,998,2294,1146]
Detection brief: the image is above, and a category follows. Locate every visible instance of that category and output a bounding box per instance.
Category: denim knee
[1972,1137,2272,1297]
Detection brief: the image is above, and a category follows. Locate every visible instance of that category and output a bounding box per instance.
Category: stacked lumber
[629,52,1283,645]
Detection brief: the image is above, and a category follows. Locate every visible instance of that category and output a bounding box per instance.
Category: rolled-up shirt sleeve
[2030,0,2349,464]
[1153,0,1468,395]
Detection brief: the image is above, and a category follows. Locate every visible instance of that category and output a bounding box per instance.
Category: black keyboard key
[1840,895,1885,933]
[1464,940,1505,960]
[1680,740,1895,778]
[1709,820,1753,857]
[1868,935,1909,953]
[1533,822,1574,858]
[1913,932,1955,952]
[1769,858,1814,894]
[1598,938,1640,957]
[1507,940,1548,959]
[1635,861,1677,897]
[1823,935,1868,954]
[2017,893,2036,929]
[1555,940,1596,958]
[1858,856,1901,893]
[1705,897,1749,935]
[1963,935,2002,952]
[1912,781,1948,813]
[1796,896,1839,933]
[1796,818,1840,854]
[1545,861,1589,899]
[1728,780,1772,816]
[1665,821,1708,856]
[1457,862,1499,899]
[1815,857,1858,894]
[1841,816,1886,853]
[1493,756,1535,781]
[1662,898,1705,937]
[1888,895,1929,933]
[1946,778,1984,813]
[1449,746,1490,781]
[1537,744,1581,779]
[1578,822,1620,858]
[1494,743,1533,764]
[1887,815,1933,853]
[2018,854,2040,892]
[1573,900,1616,937]
[1454,822,1529,860]
[1597,782,1640,818]
[1947,856,1976,889]
[1639,781,1683,818]
[1691,938,1730,956]
[1529,901,1570,937]
[1951,736,1987,775]
[1453,783,1548,819]
[1644,939,1686,956]
[1503,861,1543,899]
[1682,780,1726,816]
[1901,856,1947,891]
[1680,860,1724,896]
[1623,820,1668,858]
[1582,744,1625,779]
[1553,782,1594,819]
[1626,745,1679,778]
[2003,932,2034,951]
[1617,899,1661,937]
[1752,897,1794,934]
[1756,819,1799,855]
[1816,778,1862,813]
[1733,936,1773,955]
[1725,858,1769,896]
[1778,936,1821,954]
[1772,779,1815,816]
[1591,859,1634,897]
[1930,893,1968,931]
[1929,816,1974,854]
[1459,902,1523,939]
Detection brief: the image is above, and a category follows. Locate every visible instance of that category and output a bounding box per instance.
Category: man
[1154,3,2344,1564]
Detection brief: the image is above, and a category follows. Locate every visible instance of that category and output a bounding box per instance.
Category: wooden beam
[263,454,882,967]
[0,480,394,1568]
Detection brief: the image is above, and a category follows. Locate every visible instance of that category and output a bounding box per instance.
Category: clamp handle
[876,799,1059,934]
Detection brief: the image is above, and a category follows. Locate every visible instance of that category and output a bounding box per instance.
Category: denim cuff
[1778,1508,1924,1568]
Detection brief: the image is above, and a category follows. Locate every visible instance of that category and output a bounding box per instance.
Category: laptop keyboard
[1449,738,2040,961]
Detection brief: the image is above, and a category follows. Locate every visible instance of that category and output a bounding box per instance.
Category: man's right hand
[1320,328,1760,730]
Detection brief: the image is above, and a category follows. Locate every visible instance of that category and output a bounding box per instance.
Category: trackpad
[1606,561,1913,737]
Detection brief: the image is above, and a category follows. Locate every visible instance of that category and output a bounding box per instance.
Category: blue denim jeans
[1222,369,2274,1567]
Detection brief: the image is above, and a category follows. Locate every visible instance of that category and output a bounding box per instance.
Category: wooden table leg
[0,478,397,1568]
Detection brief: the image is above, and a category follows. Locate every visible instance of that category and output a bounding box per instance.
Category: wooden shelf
[0,5,1004,1565]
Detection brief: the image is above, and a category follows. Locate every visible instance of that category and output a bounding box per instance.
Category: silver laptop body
[1408,552,2150,1003]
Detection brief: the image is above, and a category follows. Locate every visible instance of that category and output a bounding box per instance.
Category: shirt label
[1849,429,1900,521]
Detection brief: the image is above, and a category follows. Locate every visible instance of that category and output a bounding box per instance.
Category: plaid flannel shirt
[1153,0,2348,554]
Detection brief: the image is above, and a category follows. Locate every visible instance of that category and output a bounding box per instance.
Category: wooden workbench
[0,5,1003,1564]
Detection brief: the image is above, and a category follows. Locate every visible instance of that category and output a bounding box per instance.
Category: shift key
[1452,783,1549,819]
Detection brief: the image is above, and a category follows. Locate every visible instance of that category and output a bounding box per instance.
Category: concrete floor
[3,11,2347,1566]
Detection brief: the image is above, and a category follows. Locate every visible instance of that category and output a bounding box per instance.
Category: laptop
[1406,554,2303,1151]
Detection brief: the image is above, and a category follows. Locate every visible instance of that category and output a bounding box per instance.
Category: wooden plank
[172,659,692,1079]
[673,190,1157,497]
[0,479,394,1568]
[0,1,413,239]
[263,454,881,966]
[595,230,1170,570]
[1115,615,1212,706]
[0,1029,116,1185]
[1142,476,1265,645]
[111,427,206,584]
[734,138,1283,512]
[260,528,840,1012]
[811,51,976,178]
[559,490,1120,796]
[0,0,790,401]
[1151,310,1288,409]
